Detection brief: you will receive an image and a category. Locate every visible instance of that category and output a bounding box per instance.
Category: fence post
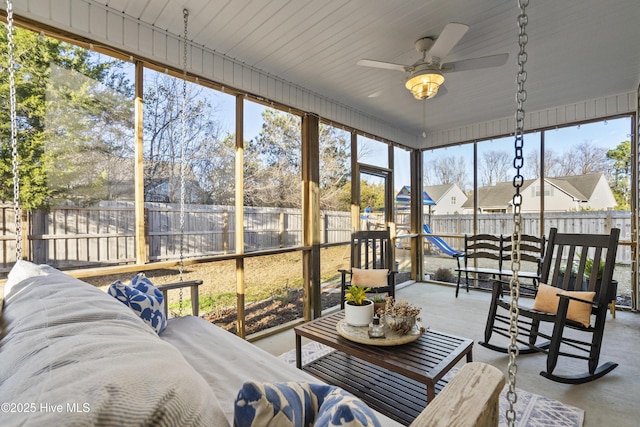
[279,211,285,248]
[144,207,150,263]
[323,213,328,245]
[222,211,229,254]
[20,209,34,260]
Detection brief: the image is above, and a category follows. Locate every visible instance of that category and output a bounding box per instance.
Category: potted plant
[585,258,604,281]
[344,285,374,326]
[559,256,605,291]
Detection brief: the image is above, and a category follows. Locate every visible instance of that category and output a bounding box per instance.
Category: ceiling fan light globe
[405,71,445,100]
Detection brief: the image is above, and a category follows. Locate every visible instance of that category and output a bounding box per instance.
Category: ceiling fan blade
[432,84,447,98]
[442,53,509,72]
[428,22,469,59]
[357,59,408,72]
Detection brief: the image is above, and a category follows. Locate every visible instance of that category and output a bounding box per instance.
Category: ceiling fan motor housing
[415,37,435,53]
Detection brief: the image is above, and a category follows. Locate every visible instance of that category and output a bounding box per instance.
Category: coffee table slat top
[294,311,473,384]
[303,353,439,425]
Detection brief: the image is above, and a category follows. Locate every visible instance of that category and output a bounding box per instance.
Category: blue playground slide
[423,224,464,257]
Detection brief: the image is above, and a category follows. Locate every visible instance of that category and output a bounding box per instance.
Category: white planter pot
[344,299,374,326]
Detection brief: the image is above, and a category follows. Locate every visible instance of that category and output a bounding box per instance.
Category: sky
[213,90,632,197]
[421,116,632,192]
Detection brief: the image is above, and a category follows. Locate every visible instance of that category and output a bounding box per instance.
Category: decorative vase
[385,315,420,335]
[373,300,386,315]
[344,299,374,326]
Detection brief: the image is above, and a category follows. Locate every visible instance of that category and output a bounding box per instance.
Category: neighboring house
[395,184,467,215]
[424,184,467,215]
[461,173,616,213]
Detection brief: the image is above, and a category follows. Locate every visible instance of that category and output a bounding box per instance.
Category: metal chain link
[178,8,189,316]
[6,0,22,261]
[507,0,529,425]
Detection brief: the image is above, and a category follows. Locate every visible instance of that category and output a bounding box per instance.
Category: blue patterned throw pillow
[233,381,379,427]
[313,385,380,427]
[108,273,166,334]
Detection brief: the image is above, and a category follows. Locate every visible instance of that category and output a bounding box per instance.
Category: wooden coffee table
[294,311,473,426]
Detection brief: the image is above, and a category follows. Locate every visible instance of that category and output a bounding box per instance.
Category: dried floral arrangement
[378,296,425,335]
[381,296,422,318]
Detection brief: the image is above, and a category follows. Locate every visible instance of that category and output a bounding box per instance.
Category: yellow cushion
[351,268,389,288]
[532,283,595,327]
[532,283,560,313]
[562,289,596,328]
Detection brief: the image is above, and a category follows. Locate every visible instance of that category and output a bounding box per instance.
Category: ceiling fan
[357,23,509,100]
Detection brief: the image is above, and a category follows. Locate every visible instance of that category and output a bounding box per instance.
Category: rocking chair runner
[339,230,396,309]
[480,227,620,384]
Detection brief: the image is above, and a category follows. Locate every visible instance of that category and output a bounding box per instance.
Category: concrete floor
[254,281,640,427]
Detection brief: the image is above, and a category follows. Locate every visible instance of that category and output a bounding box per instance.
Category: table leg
[295,334,302,369]
[427,384,435,403]
[467,347,473,362]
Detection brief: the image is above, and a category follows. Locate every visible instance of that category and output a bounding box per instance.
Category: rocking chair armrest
[557,292,599,308]
[338,268,395,276]
[490,278,510,291]
[491,278,537,300]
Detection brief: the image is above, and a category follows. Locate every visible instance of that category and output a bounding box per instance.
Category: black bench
[454,233,546,297]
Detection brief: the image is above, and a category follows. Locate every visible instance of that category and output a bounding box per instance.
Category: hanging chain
[6,0,22,261]
[422,100,427,139]
[178,8,189,316]
[507,0,529,425]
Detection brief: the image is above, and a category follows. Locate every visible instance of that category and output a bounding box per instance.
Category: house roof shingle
[461,173,606,209]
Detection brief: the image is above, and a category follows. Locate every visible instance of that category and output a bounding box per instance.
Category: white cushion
[1,261,228,426]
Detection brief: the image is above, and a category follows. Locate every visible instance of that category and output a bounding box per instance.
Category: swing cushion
[532,283,595,327]
[108,273,167,334]
[233,381,380,427]
[1,261,227,426]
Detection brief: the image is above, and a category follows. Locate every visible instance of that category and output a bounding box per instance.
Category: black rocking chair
[339,230,396,309]
[479,227,620,384]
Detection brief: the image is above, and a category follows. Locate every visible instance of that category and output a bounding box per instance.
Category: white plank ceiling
[19,0,640,148]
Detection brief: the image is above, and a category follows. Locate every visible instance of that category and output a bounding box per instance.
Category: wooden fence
[1,204,632,272]
[0,204,352,272]
[417,211,632,265]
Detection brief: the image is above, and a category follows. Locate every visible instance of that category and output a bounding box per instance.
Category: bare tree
[525,148,561,179]
[574,141,608,175]
[527,142,607,179]
[425,155,469,192]
[479,150,511,186]
[545,141,607,177]
[143,72,225,203]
